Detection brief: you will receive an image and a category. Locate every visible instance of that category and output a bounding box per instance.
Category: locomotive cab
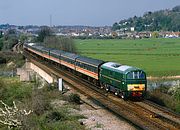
[125,71,147,98]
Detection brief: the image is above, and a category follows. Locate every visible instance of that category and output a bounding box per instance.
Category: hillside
[112,5,180,32]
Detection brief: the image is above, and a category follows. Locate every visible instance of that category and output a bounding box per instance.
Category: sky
[0,0,180,26]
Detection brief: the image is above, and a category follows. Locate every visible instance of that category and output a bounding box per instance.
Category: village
[0,24,180,39]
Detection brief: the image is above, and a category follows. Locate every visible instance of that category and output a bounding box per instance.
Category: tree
[0,31,3,38]
[0,38,3,50]
[112,5,180,32]
[172,5,180,12]
[112,22,119,31]
[19,34,28,43]
[43,36,77,53]
[152,31,159,38]
[0,100,32,128]
[2,37,18,50]
[37,26,52,42]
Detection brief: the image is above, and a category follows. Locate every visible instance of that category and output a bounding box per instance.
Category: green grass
[75,38,180,77]
[0,77,32,105]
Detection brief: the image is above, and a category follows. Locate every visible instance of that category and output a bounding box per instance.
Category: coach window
[93,67,96,72]
[91,67,94,72]
[81,63,83,68]
[87,65,90,71]
[87,65,90,70]
[95,68,98,73]
[85,64,87,69]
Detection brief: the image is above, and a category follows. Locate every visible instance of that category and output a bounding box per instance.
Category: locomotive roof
[101,62,141,73]
[76,56,104,67]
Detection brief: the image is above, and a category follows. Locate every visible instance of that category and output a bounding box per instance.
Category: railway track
[13,43,23,53]
[138,100,180,124]
[25,51,180,130]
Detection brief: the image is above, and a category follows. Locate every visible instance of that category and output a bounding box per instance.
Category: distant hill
[112,5,180,32]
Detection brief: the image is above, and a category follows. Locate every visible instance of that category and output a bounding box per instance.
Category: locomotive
[23,43,147,99]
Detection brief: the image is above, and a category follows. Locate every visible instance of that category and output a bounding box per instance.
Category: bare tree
[43,36,77,53]
[0,100,32,129]
[37,26,52,42]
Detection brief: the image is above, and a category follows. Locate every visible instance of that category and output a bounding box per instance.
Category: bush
[0,78,32,105]
[46,110,67,122]
[172,88,180,112]
[0,57,6,64]
[23,107,85,130]
[148,89,177,112]
[68,93,81,104]
[0,38,3,51]
[0,52,25,69]
[32,89,51,116]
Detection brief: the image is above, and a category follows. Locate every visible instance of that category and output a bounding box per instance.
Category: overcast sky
[0,0,179,26]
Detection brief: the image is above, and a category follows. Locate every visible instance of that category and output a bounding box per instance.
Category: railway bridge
[17,60,64,90]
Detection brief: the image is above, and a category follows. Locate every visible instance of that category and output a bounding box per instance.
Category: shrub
[0,57,6,64]
[148,89,177,112]
[68,93,81,104]
[0,78,32,105]
[32,89,51,116]
[46,110,67,122]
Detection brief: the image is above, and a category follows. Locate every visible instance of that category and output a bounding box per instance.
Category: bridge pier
[17,60,64,91]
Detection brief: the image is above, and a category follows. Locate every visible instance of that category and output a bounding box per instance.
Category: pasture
[75,38,180,77]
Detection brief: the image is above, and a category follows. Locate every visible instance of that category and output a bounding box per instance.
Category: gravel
[64,84,137,130]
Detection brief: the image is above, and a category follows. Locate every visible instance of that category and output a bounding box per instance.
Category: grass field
[75,38,180,77]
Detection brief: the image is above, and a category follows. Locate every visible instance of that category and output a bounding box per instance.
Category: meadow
[75,38,180,77]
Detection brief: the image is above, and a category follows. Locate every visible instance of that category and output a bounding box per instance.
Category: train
[23,43,147,99]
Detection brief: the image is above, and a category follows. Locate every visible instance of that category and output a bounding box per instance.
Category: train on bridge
[23,43,147,99]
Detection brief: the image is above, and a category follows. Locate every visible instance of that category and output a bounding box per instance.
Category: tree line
[112,5,180,32]
[0,26,77,53]
[37,26,77,53]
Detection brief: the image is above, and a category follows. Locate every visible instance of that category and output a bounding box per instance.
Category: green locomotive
[99,62,147,99]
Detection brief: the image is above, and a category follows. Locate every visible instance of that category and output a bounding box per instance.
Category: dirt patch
[79,99,136,130]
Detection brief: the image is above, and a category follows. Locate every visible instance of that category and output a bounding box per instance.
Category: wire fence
[0,70,16,77]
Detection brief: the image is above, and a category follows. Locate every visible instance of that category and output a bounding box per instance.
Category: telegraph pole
[50,14,52,27]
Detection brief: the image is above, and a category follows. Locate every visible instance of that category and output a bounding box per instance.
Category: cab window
[127,71,145,79]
